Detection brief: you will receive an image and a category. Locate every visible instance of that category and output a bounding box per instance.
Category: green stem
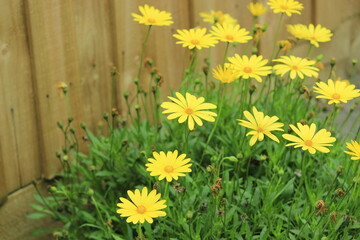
[223,42,230,65]
[323,105,337,129]
[306,44,314,58]
[111,69,117,109]
[136,223,144,239]
[270,14,284,60]
[205,83,225,145]
[137,25,152,80]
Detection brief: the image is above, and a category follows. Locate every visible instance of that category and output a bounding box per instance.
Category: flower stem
[306,44,314,58]
[136,223,144,239]
[137,25,152,80]
[223,42,230,65]
[270,13,284,60]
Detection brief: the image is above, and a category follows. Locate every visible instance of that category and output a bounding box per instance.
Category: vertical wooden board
[190,0,254,68]
[146,1,191,94]
[313,0,360,79]
[24,0,85,178]
[260,0,313,58]
[0,143,7,205]
[0,182,59,240]
[74,0,115,129]
[0,0,41,192]
[111,0,191,115]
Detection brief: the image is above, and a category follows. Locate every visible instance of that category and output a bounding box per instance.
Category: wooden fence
[1,0,360,202]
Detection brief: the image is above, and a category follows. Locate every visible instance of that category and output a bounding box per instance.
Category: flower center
[137,205,146,214]
[147,18,156,24]
[311,36,317,40]
[280,5,289,10]
[304,140,313,146]
[257,127,264,132]
[191,39,200,45]
[226,35,234,41]
[243,67,252,73]
[164,165,174,173]
[185,108,194,114]
[332,93,341,99]
[291,65,299,70]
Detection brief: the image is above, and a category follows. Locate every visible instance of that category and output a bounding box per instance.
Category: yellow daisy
[247,2,267,17]
[227,54,272,82]
[116,187,166,224]
[173,28,218,50]
[273,56,319,79]
[267,0,303,16]
[199,10,237,25]
[131,4,173,26]
[344,140,360,160]
[335,77,351,87]
[313,79,360,104]
[303,24,333,48]
[146,150,192,182]
[212,64,238,83]
[161,92,217,130]
[278,40,293,52]
[287,24,308,39]
[211,24,252,43]
[237,107,284,146]
[282,123,336,154]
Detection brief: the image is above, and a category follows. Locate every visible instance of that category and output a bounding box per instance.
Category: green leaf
[27,212,48,219]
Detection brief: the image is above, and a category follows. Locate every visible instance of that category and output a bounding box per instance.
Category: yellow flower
[303,24,332,47]
[116,187,166,224]
[199,10,237,25]
[173,28,218,50]
[344,140,360,160]
[267,0,303,16]
[131,4,173,26]
[227,54,272,82]
[273,56,319,79]
[247,2,267,17]
[287,24,308,39]
[282,123,336,154]
[56,82,68,97]
[212,64,238,83]
[161,92,217,130]
[146,150,192,182]
[335,77,350,87]
[313,79,360,104]
[278,40,293,52]
[211,24,252,43]
[237,107,284,146]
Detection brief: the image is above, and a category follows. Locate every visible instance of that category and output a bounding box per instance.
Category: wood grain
[24,0,84,178]
[0,0,41,191]
[0,182,58,240]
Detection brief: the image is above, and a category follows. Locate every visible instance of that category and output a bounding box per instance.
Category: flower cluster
[116,2,360,231]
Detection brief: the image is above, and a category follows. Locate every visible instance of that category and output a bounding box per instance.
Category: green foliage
[30,5,360,240]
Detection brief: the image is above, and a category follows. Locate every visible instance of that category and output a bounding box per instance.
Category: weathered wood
[314,0,360,78]
[111,0,191,116]
[74,0,115,129]
[0,0,41,191]
[0,182,58,240]
[0,143,7,206]
[24,0,84,178]
[260,0,314,58]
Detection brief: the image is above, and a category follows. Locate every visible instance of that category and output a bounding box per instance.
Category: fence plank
[190,0,254,74]
[0,0,41,191]
[24,0,85,178]
[260,0,313,58]
[111,0,191,115]
[74,0,115,129]
[314,0,360,78]
[0,144,7,205]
